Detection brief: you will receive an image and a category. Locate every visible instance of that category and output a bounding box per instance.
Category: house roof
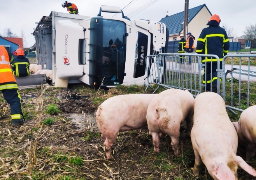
[2,37,23,48]
[160,4,212,35]
[0,36,18,46]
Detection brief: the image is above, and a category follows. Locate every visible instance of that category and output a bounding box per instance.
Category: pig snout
[191,92,256,179]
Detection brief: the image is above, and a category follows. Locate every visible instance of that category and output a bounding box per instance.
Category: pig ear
[185,89,189,92]
[212,163,236,180]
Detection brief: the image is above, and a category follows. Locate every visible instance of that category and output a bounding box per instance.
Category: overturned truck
[33,5,168,88]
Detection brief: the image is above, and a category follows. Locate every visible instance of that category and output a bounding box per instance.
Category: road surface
[165,61,256,81]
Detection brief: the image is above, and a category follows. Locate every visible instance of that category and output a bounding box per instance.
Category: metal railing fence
[146,53,256,113]
[223,54,256,113]
[146,53,224,96]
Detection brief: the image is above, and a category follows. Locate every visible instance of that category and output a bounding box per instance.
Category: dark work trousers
[179,55,185,64]
[1,89,22,118]
[186,51,193,64]
[203,62,222,91]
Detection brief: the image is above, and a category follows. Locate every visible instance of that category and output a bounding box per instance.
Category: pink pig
[191,92,256,180]
[29,64,42,74]
[34,69,52,80]
[146,89,194,156]
[233,105,256,161]
[96,94,157,159]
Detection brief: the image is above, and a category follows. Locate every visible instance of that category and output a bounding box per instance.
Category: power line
[127,0,155,17]
[127,0,158,18]
[112,0,137,17]
[122,0,137,10]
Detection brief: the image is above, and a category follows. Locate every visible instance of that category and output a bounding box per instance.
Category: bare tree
[222,23,235,39]
[243,24,256,50]
[20,30,27,48]
[243,24,256,40]
[3,28,17,37]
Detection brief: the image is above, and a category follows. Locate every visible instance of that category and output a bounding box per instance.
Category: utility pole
[183,0,189,39]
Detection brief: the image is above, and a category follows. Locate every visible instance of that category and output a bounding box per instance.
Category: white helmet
[62,1,67,8]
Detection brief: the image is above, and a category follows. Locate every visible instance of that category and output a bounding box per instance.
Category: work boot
[12,118,25,126]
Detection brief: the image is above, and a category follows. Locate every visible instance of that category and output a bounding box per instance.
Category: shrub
[43,118,55,126]
[68,156,83,166]
[46,104,61,115]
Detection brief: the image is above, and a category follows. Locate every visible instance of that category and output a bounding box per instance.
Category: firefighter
[10,50,17,64]
[184,32,195,64]
[196,14,229,92]
[11,48,30,77]
[0,45,25,126]
[178,34,186,64]
[62,1,78,14]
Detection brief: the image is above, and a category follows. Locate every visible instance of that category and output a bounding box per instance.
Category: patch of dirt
[58,91,96,114]
[69,113,97,132]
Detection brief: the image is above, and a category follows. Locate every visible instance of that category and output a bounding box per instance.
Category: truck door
[56,20,84,78]
[133,32,148,78]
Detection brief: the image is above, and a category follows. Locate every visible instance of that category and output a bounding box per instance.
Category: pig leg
[192,148,202,176]
[151,132,160,152]
[170,135,180,156]
[103,131,118,159]
[101,134,106,141]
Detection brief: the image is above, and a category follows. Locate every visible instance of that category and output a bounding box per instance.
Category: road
[165,62,256,81]
[225,64,256,81]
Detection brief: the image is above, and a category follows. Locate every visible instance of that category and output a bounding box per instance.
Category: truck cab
[34,6,168,88]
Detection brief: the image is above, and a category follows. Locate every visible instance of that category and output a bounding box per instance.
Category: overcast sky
[0,0,255,48]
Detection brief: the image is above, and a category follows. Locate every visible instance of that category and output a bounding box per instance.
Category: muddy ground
[0,84,256,180]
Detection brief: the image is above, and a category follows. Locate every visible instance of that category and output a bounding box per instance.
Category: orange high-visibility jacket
[0,45,18,90]
[184,36,195,49]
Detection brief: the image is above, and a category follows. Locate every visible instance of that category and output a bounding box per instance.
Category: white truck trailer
[33,5,168,88]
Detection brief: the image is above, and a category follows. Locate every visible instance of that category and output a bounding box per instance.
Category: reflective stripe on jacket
[196,26,229,62]
[67,3,78,14]
[178,38,186,53]
[11,56,30,77]
[0,45,18,90]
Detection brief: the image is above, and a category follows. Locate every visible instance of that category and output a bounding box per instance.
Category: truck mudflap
[15,74,47,86]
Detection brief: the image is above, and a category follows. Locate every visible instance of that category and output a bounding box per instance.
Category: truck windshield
[102,19,126,86]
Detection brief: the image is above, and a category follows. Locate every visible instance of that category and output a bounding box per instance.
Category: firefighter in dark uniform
[184,32,195,64]
[10,50,17,64]
[0,45,25,126]
[178,34,186,64]
[62,1,78,14]
[196,14,229,92]
[11,48,30,77]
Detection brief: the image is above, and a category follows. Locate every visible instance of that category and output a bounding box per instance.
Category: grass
[229,48,256,53]
[43,118,56,125]
[0,83,256,179]
[46,104,61,115]
[224,56,256,66]
[224,77,256,117]
[53,152,68,163]
[68,156,83,166]
[58,176,74,180]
